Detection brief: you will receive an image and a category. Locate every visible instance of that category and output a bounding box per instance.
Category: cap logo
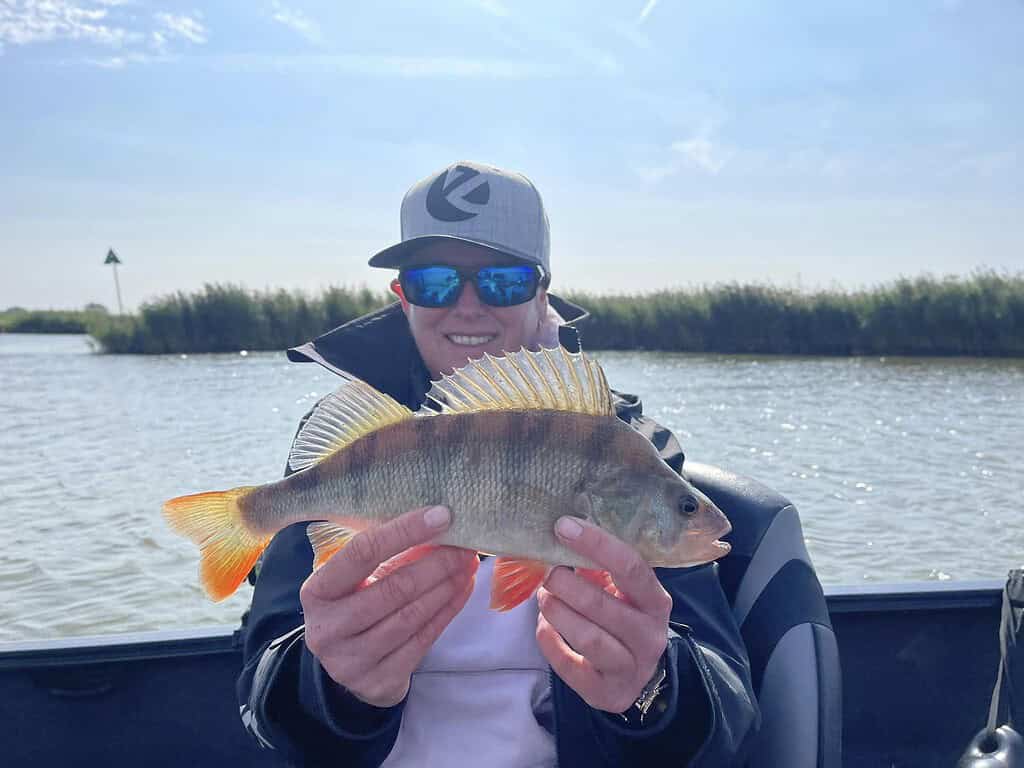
[425,165,491,222]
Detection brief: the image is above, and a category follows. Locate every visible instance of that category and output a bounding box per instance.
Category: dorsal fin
[425,347,614,417]
[288,373,413,472]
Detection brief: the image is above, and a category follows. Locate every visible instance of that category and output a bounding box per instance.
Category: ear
[391,278,412,315]
[533,288,563,348]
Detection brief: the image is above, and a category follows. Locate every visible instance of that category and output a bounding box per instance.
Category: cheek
[500,305,541,345]
[407,307,446,337]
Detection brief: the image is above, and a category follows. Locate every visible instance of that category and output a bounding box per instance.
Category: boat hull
[0,580,1004,767]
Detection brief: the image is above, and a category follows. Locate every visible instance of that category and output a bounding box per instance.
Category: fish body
[164,347,731,608]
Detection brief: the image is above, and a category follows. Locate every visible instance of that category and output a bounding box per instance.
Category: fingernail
[556,517,583,540]
[424,505,450,528]
[544,565,567,587]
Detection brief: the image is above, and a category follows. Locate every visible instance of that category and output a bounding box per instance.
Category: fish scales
[242,410,625,565]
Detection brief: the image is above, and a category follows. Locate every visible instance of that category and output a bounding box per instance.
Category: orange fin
[162,487,266,602]
[371,544,439,582]
[578,568,622,598]
[491,557,548,612]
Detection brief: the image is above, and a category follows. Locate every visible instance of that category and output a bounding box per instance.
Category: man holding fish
[169,161,758,765]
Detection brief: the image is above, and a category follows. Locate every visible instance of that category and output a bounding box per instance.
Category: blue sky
[2,0,1022,311]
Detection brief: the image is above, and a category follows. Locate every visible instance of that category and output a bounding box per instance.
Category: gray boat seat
[686,462,842,768]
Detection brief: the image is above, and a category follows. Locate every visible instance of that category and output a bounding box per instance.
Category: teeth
[448,334,495,346]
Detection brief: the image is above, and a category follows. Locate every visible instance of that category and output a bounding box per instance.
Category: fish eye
[678,495,699,517]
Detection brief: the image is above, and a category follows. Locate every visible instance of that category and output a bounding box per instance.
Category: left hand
[536,516,672,714]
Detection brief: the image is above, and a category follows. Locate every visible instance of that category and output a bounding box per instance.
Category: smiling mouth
[446,334,498,347]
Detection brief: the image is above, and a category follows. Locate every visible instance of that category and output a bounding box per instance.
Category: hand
[536,517,672,714]
[299,506,479,707]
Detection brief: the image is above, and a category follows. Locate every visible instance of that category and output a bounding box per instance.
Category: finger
[537,587,633,675]
[543,567,666,663]
[347,573,476,704]
[305,506,452,600]
[336,546,478,635]
[554,517,671,618]
[329,566,477,680]
[536,613,615,711]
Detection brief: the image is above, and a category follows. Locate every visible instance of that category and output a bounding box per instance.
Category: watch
[619,653,668,726]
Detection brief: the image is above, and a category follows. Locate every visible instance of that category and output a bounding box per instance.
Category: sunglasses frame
[395,262,548,309]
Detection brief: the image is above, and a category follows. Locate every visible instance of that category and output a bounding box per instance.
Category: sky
[1,0,1022,311]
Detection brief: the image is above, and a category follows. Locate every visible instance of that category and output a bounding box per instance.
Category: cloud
[671,137,731,175]
[85,50,169,68]
[637,0,658,24]
[467,0,510,17]
[214,53,552,78]
[0,0,134,47]
[269,1,321,44]
[1,1,206,65]
[634,134,733,182]
[154,12,206,44]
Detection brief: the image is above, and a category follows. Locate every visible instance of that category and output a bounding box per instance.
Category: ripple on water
[3,339,1024,641]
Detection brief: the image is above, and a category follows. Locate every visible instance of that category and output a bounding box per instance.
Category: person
[236,161,759,766]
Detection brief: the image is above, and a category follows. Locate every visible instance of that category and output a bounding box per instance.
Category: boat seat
[686,462,842,768]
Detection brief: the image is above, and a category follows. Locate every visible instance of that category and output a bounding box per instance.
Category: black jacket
[236,296,759,766]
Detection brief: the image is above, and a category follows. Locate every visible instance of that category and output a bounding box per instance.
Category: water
[1,334,1022,642]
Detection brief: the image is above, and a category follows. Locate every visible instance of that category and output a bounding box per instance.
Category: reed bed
[564,271,1023,356]
[12,271,1021,357]
[0,306,107,334]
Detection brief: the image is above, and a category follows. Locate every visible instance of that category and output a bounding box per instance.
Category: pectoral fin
[491,557,549,612]
[371,544,439,583]
[577,568,622,598]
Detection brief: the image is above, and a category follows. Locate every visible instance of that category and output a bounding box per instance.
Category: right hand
[299,505,479,708]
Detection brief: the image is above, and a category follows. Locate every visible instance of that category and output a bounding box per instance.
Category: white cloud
[1,1,206,65]
[671,137,731,175]
[85,50,167,68]
[634,134,733,182]
[468,0,509,17]
[154,12,206,45]
[637,0,658,24]
[951,150,1019,178]
[213,52,555,79]
[269,1,321,44]
[0,0,133,47]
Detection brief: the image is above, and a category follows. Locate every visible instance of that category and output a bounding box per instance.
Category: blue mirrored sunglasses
[397,264,546,308]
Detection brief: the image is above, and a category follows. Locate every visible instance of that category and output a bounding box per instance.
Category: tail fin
[163,487,267,601]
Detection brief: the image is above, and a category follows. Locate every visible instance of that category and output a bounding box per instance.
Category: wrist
[618,652,669,727]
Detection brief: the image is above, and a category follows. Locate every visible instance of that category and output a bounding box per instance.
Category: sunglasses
[395,263,547,308]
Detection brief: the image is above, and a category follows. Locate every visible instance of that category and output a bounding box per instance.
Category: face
[396,240,549,378]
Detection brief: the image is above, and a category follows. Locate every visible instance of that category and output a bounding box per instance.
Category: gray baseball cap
[368,161,550,272]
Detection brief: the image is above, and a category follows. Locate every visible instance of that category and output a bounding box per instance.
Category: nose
[451,278,486,316]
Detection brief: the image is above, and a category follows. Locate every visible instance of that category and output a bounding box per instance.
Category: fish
[163,346,732,611]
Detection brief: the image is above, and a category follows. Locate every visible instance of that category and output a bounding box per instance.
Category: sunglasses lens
[401,266,461,307]
[476,266,539,307]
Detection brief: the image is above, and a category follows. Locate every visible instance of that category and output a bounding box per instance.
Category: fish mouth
[445,333,498,347]
[685,516,732,540]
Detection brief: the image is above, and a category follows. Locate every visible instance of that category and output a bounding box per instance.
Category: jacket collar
[286,293,589,403]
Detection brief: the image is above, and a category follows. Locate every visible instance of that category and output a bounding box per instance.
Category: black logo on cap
[425,165,491,222]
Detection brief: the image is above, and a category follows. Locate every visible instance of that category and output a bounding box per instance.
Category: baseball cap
[368,161,550,273]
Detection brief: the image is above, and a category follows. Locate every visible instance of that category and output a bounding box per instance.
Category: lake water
[1,333,1022,642]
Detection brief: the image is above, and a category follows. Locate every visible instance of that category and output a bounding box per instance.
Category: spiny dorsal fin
[289,374,413,472]
[425,347,614,417]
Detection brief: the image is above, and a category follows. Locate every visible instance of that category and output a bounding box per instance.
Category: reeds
[50,270,1024,357]
[0,305,108,334]
[85,284,389,354]
[564,270,1023,356]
